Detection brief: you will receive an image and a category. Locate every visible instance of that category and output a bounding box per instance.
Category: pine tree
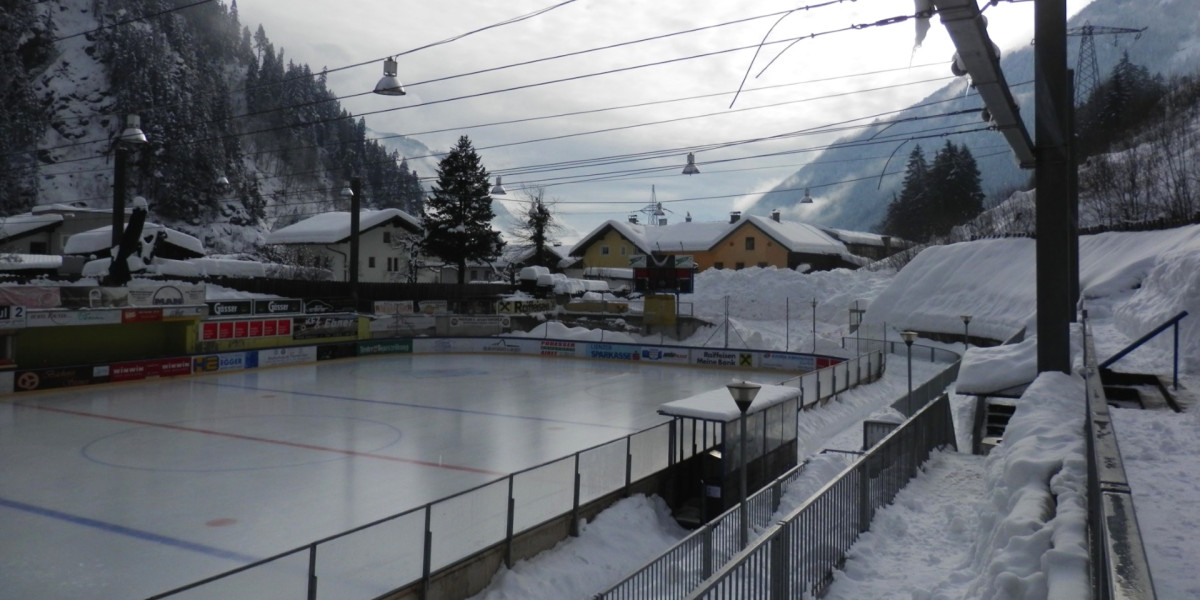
[423,136,505,283]
[880,145,929,242]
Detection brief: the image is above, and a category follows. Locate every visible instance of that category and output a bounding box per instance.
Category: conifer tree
[423,136,504,283]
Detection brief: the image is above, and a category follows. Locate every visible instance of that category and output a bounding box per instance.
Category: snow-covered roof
[62,223,205,257]
[571,216,851,258]
[658,382,801,421]
[266,208,421,245]
[31,203,112,216]
[0,253,63,271]
[0,213,63,241]
[819,226,895,247]
[734,215,849,255]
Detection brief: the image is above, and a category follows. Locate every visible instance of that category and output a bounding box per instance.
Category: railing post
[625,437,633,496]
[858,462,871,533]
[307,544,318,600]
[505,476,516,567]
[422,506,432,600]
[771,523,791,600]
[1174,321,1180,390]
[703,522,714,579]
[669,419,677,466]
[571,455,582,537]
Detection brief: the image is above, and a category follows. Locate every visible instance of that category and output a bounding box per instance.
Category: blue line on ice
[0,496,257,563]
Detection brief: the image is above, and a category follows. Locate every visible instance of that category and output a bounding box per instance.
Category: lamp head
[682,152,700,175]
[490,176,507,195]
[961,314,972,324]
[726,380,761,414]
[374,57,407,96]
[340,182,354,199]
[901,330,917,345]
[119,115,148,145]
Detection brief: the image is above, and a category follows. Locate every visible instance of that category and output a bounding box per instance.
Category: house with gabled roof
[265,208,426,282]
[570,212,863,273]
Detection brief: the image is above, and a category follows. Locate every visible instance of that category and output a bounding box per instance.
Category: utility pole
[1035,0,1073,373]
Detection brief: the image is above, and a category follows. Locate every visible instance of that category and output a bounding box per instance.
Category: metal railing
[777,350,886,409]
[148,421,686,599]
[681,393,957,600]
[597,464,808,600]
[1081,316,1158,600]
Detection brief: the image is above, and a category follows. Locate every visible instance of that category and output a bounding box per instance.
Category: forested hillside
[0,0,427,254]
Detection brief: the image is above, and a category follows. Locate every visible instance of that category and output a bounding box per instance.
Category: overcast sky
[236,0,1095,239]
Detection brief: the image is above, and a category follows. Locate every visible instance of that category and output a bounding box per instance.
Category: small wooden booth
[658,382,801,526]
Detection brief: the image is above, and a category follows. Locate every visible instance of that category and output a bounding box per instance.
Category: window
[368,257,376,268]
[387,257,401,272]
[758,262,768,268]
[383,231,392,244]
[29,241,48,254]
[745,236,755,250]
[735,262,745,270]
[714,262,725,269]
[600,245,610,256]
[620,246,627,255]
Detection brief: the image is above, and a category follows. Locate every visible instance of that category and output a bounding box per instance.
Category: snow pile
[468,495,686,600]
[957,336,1039,395]
[1111,246,1200,372]
[508,321,638,344]
[958,372,1090,600]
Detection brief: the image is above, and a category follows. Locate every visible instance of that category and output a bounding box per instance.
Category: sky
[461,223,1200,600]
[235,0,1097,239]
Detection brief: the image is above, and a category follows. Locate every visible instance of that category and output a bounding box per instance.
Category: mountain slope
[749,0,1200,232]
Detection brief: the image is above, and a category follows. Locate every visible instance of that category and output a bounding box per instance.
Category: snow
[0,213,63,239]
[657,383,801,422]
[265,209,421,244]
[62,223,206,257]
[459,223,1200,600]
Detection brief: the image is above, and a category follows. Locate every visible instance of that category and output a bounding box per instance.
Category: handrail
[1098,310,1187,389]
[1082,316,1158,600]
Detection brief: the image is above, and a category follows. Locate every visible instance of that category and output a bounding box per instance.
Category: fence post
[858,462,871,533]
[771,524,791,600]
[422,506,433,600]
[571,455,582,537]
[307,544,318,600]
[625,437,633,496]
[505,477,516,567]
[669,420,677,466]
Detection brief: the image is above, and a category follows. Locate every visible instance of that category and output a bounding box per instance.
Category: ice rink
[0,353,780,600]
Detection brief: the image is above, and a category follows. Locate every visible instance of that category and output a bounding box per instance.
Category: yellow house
[571,213,861,273]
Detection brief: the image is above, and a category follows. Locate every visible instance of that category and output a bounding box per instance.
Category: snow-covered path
[823,450,987,600]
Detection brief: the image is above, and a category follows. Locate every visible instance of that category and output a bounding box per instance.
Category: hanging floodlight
[215,175,230,189]
[374,57,407,96]
[119,114,148,144]
[340,182,354,198]
[682,152,700,175]
[490,176,507,195]
[800,187,814,204]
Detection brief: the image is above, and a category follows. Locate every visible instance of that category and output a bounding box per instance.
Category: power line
[52,0,219,42]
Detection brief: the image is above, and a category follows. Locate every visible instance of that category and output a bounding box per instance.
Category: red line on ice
[22,403,504,476]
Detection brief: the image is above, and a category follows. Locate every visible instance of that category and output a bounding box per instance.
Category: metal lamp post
[726,380,761,549]
[341,180,362,305]
[901,330,917,415]
[961,314,973,350]
[111,115,148,248]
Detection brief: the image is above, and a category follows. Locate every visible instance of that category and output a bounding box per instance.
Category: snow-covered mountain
[748,0,1200,232]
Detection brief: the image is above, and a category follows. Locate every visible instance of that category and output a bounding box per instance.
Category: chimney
[685,212,692,223]
[729,211,741,224]
[770,209,781,222]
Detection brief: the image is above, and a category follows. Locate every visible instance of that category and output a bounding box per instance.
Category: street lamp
[901,330,917,415]
[726,380,761,549]
[961,314,973,350]
[112,114,148,248]
[341,180,361,304]
[373,57,407,96]
[490,176,507,195]
[682,152,700,175]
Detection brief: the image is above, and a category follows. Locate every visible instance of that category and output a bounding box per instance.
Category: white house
[266,209,425,283]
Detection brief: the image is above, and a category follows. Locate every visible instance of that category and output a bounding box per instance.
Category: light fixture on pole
[490,176,507,195]
[112,114,148,249]
[682,152,700,175]
[341,181,361,302]
[373,57,407,96]
[726,380,761,549]
[901,330,917,415]
[961,314,973,350]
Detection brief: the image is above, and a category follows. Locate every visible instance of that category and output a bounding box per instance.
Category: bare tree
[508,186,565,269]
